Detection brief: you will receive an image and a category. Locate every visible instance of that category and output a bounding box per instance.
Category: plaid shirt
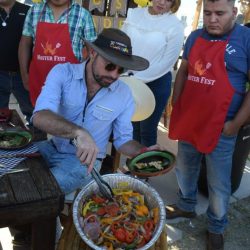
[22,1,96,62]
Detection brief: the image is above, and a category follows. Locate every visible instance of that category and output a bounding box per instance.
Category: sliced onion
[139,225,146,234]
[103,225,111,234]
[96,236,103,245]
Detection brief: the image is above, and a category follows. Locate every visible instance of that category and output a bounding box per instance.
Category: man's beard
[92,72,115,88]
[92,57,117,88]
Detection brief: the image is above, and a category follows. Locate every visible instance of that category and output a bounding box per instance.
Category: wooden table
[0,156,64,250]
[0,109,65,249]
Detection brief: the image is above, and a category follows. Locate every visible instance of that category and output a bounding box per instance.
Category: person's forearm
[172,60,188,105]
[33,110,99,172]
[118,140,145,158]
[232,90,250,128]
[244,116,250,125]
[223,90,250,135]
[18,36,33,88]
[32,110,82,139]
[231,70,250,128]
[118,140,162,158]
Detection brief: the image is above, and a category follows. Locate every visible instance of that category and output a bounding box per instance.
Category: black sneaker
[166,204,197,219]
[206,231,224,250]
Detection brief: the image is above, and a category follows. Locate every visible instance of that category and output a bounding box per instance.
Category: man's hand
[147,144,166,151]
[33,110,99,173]
[75,130,99,173]
[135,144,170,156]
[118,140,169,158]
[222,120,240,136]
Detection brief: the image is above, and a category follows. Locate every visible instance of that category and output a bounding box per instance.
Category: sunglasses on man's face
[105,63,125,75]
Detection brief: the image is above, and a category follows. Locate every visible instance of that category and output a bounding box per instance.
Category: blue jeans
[133,72,172,146]
[0,71,33,122]
[37,140,102,194]
[175,133,237,233]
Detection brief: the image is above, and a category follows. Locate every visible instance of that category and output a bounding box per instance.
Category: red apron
[28,5,79,106]
[169,34,235,153]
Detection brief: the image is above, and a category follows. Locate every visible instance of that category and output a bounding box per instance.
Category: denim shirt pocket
[92,106,114,121]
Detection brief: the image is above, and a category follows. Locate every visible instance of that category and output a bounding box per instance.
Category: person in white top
[121,0,184,146]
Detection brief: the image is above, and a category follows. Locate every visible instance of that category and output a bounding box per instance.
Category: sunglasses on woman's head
[105,63,125,75]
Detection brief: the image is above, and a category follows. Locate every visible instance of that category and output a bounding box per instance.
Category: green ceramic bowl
[0,130,33,150]
[127,150,176,177]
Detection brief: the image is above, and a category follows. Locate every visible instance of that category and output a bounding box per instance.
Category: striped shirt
[22,0,96,62]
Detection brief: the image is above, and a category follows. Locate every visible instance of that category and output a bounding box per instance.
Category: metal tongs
[71,138,114,201]
[91,167,114,201]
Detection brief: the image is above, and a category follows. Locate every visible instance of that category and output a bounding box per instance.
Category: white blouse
[121,7,184,83]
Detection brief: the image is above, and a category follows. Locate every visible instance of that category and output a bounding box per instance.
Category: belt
[0,70,19,75]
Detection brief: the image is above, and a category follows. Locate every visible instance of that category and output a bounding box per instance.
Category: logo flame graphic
[41,42,61,56]
[194,59,211,76]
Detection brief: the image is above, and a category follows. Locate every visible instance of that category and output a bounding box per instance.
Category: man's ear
[233,7,238,19]
[88,48,96,60]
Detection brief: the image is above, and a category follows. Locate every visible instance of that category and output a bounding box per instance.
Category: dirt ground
[168,196,250,250]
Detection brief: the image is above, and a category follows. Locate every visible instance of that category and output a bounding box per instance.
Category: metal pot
[73,174,166,250]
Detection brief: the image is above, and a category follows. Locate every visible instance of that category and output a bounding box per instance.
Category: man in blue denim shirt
[32,28,161,195]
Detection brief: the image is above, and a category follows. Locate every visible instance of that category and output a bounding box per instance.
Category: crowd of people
[1,0,250,250]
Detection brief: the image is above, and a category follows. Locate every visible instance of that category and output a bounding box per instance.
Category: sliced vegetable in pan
[79,191,160,249]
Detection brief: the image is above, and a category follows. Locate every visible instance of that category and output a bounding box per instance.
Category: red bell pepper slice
[144,219,154,232]
[92,195,107,204]
[125,230,136,244]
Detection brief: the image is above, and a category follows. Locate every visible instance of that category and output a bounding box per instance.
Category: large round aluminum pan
[73,173,166,250]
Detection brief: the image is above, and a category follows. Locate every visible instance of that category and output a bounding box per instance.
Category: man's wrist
[139,147,149,154]
[131,147,149,158]
[73,127,85,139]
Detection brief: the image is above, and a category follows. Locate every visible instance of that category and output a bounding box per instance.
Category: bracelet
[139,147,148,154]
[131,147,149,158]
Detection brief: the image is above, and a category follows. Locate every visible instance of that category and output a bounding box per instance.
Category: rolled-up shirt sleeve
[32,64,66,120]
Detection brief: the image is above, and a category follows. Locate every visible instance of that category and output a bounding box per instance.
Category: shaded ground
[168,196,250,250]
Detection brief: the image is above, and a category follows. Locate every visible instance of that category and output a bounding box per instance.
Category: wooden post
[192,0,203,31]
[239,0,250,23]
[243,4,250,23]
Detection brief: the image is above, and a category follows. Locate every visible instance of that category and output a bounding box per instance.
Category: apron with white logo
[169,35,235,153]
[28,4,79,106]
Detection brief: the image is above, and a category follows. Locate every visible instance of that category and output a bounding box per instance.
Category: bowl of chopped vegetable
[126,150,176,177]
[73,174,166,250]
[0,130,33,150]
